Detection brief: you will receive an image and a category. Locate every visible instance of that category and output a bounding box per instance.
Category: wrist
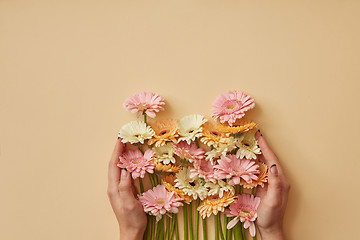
[119,227,145,240]
[258,226,285,240]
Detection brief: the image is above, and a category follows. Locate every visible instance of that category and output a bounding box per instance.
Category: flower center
[223,100,242,113]
[156,199,166,205]
[137,103,149,111]
[159,130,169,135]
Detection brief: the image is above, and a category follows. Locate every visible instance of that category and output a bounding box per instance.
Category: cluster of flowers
[118,91,267,240]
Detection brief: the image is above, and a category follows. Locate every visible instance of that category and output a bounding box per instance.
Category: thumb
[118,169,136,199]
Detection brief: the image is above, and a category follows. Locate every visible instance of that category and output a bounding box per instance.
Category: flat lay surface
[1,0,360,239]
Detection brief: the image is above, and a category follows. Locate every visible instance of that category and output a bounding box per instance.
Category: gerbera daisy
[197,191,235,218]
[214,154,260,185]
[204,179,235,198]
[235,130,261,159]
[174,168,208,200]
[123,92,165,118]
[189,159,217,183]
[172,141,205,163]
[153,143,176,165]
[241,161,268,189]
[226,194,261,237]
[148,119,179,147]
[216,119,257,134]
[162,175,193,204]
[205,137,236,162]
[211,91,255,126]
[154,159,181,173]
[139,184,183,221]
[200,121,229,147]
[118,120,154,144]
[117,149,155,179]
[178,114,207,144]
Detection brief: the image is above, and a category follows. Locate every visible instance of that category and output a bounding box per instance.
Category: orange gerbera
[241,161,268,189]
[162,175,193,204]
[148,119,179,147]
[216,119,257,134]
[197,191,236,218]
[154,159,182,173]
[200,121,229,147]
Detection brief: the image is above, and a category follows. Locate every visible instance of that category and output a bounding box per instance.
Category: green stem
[143,111,147,124]
[165,215,170,240]
[149,174,155,187]
[175,214,179,240]
[183,204,188,240]
[227,227,232,240]
[233,221,240,240]
[151,216,156,240]
[139,178,144,193]
[155,218,161,240]
[218,215,225,240]
[215,214,219,240]
[189,202,194,240]
[251,187,256,195]
[158,218,164,240]
[223,215,228,240]
[144,215,150,240]
[195,199,200,240]
[202,218,207,240]
[239,186,243,194]
[240,222,246,240]
[169,214,176,240]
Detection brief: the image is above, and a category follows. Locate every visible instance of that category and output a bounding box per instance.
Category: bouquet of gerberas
[118,91,268,240]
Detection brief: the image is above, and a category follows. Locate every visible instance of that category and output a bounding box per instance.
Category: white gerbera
[235,130,261,159]
[118,120,154,144]
[205,137,236,161]
[178,114,207,144]
[205,180,235,198]
[174,168,208,200]
[153,143,176,165]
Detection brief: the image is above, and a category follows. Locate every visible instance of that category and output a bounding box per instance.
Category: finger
[108,139,125,194]
[266,164,283,202]
[255,131,280,166]
[119,169,137,203]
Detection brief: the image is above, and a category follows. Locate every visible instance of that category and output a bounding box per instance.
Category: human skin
[107,131,290,240]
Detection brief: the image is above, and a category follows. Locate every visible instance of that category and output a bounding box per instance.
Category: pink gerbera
[211,91,255,126]
[139,185,183,218]
[123,92,165,118]
[117,149,155,179]
[189,159,218,183]
[172,141,205,163]
[214,154,259,185]
[226,194,261,237]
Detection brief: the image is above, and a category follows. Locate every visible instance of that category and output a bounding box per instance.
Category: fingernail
[270,164,278,174]
[121,168,128,178]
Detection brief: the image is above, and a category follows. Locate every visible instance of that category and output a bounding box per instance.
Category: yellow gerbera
[162,175,193,204]
[197,191,236,218]
[148,119,179,147]
[216,120,257,134]
[154,159,181,173]
[241,161,268,189]
[200,121,229,147]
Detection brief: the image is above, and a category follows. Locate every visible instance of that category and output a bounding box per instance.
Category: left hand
[107,139,147,240]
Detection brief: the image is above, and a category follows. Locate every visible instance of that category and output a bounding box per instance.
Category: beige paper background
[1,0,360,239]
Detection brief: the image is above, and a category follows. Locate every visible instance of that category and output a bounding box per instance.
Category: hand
[255,131,291,240]
[107,139,147,240]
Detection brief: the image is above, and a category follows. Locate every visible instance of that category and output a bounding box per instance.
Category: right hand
[255,131,291,240]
